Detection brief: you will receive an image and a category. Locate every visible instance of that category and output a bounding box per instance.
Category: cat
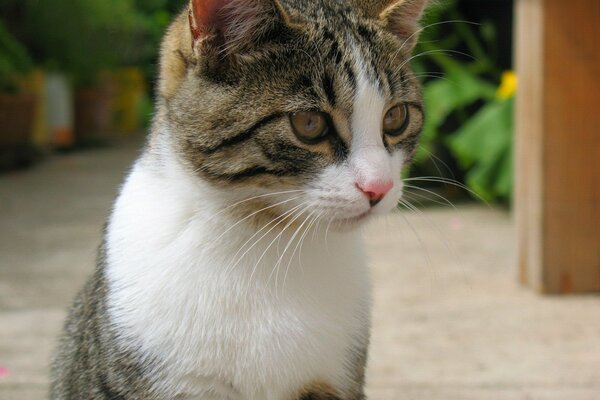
[50,0,428,399]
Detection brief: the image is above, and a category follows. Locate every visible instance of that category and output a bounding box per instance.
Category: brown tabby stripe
[344,62,357,91]
[99,373,126,400]
[356,24,376,43]
[321,74,337,106]
[406,101,425,114]
[322,30,343,65]
[201,165,305,182]
[258,138,315,163]
[300,393,340,400]
[201,112,284,154]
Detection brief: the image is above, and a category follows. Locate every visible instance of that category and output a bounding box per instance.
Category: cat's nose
[356,180,394,207]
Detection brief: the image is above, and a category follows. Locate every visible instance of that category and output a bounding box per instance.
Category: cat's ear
[188,0,299,56]
[359,0,429,51]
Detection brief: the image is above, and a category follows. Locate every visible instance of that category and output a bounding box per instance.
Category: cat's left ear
[188,0,301,56]
[359,0,430,51]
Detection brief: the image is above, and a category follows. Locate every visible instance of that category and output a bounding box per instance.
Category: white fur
[105,52,405,399]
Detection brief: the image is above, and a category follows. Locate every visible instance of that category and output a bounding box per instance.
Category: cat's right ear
[188,0,301,57]
[357,0,430,51]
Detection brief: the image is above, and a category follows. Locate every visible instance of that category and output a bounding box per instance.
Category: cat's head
[160,0,428,228]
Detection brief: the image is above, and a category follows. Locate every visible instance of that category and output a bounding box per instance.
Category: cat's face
[164,0,427,228]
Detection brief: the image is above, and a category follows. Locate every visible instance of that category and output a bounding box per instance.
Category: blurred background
[2,0,600,399]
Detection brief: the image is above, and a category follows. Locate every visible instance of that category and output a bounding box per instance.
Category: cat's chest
[107,219,369,400]
[113,257,367,400]
[165,288,364,400]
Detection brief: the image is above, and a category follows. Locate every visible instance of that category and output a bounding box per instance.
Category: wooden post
[515,0,600,294]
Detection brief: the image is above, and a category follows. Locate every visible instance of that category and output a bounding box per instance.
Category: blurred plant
[411,0,514,202]
[24,0,147,87]
[0,20,33,94]
[130,0,187,95]
[0,0,188,89]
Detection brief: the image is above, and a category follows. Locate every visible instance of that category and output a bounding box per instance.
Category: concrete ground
[0,141,598,400]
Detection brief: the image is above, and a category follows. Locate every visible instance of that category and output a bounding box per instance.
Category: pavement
[0,140,599,400]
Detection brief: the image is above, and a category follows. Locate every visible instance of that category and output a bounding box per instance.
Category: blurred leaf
[409,0,514,203]
[419,0,458,42]
[480,20,497,46]
[0,20,33,93]
[416,62,496,162]
[447,98,514,200]
[25,0,154,86]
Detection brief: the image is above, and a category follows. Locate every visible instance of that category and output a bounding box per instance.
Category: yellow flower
[496,70,517,100]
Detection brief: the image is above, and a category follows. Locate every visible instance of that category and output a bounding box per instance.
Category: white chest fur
[105,154,371,400]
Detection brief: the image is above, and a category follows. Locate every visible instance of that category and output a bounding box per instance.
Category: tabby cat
[50,0,429,398]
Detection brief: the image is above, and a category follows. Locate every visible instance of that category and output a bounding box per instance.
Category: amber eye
[383,104,409,137]
[290,111,330,143]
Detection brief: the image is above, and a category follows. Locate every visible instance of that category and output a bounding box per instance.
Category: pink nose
[356,180,394,206]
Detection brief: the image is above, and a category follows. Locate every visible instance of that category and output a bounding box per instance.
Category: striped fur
[50,1,429,399]
[160,0,425,188]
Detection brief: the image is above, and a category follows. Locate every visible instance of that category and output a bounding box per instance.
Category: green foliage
[412,1,514,202]
[129,0,187,92]
[447,98,514,201]
[26,0,145,86]
[3,0,186,88]
[0,20,33,93]
[0,0,186,121]
[417,62,496,163]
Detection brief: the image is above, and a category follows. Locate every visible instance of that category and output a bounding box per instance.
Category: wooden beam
[515,0,600,293]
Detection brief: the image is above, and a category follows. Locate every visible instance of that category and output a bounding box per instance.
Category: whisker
[207,195,304,251]
[410,73,460,88]
[187,189,303,231]
[310,209,326,244]
[225,202,306,280]
[399,198,469,288]
[404,188,452,209]
[282,208,321,291]
[287,46,321,75]
[239,204,311,298]
[403,184,457,209]
[293,207,324,269]
[396,49,478,73]
[396,200,436,286]
[267,204,313,296]
[400,198,455,252]
[416,145,457,180]
[404,177,490,206]
[272,204,315,295]
[395,19,480,58]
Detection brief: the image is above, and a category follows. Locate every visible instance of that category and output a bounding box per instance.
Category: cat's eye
[290,111,330,143]
[383,104,409,137]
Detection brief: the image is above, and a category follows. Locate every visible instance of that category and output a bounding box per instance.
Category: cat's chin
[329,204,399,232]
[328,211,374,232]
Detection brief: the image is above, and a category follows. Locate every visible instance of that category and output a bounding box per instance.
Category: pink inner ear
[190,0,227,40]
[189,0,273,54]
